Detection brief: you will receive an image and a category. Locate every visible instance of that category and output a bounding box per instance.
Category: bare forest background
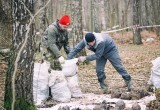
[1,0,160,49]
[0,0,160,110]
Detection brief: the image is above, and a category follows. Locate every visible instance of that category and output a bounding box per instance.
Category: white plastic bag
[61,58,78,77]
[148,57,160,88]
[33,61,50,105]
[62,58,82,97]
[49,70,71,102]
[66,74,82,98]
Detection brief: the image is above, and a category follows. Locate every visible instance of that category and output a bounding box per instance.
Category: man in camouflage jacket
[42,15,71,71]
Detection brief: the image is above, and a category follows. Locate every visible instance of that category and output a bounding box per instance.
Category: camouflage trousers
[42,47,62,71]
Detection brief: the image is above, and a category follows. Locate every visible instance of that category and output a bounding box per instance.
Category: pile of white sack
[33,58,82,105]
[148,57,160,88]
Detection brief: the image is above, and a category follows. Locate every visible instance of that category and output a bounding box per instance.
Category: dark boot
[99,80,108,90]
[124,80,133,91]
[122,75,132,91]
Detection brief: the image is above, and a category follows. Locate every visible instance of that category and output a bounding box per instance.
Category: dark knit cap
[85,33,95,43]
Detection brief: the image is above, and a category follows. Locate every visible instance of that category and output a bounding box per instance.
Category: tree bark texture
[71,0,86,56]
[34,0,47,51]
[133,0,142,45]
[90,0,94,32]
[4,0,36,110]
[0,0,12,106]
[71,0,83,44]
[151,0,160,36]
[0,0,12,49]
[100,0,106,31]
[93,0,101,32]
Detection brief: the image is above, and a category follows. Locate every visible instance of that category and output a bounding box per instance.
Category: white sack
[152,57,160,69]
[148,57,160,88]
[33,62,50,105]
[61,58,78,77]
[62,58,82,97]
[66,74,82,98]
[49,70,71,102]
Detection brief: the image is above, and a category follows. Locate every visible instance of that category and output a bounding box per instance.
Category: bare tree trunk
[71,0,86,56]
[115,1,119,27]
[35,0,47,51]
[104,0,109,29]
[132,0,142,45]
[100,0,106,31]
[124,0,132,27]
[90,0,94,32]
[151,0,160,37]
[144,0,150,26]
[82,0,87,30]
[63,0,72,14]
[0,0,12,107]
[93,0,101,32]
[45,0,52,25]
[4,0,36,110]
[0,0,12,49]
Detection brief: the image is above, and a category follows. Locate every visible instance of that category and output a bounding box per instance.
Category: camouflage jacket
[42,19,70,58]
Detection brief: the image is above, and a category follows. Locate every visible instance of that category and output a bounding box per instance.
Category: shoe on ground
[100,81,108,90]
[125,80,133,91]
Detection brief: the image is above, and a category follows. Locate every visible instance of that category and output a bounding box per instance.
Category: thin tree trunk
[151,0,160,37]
[0,0,12,49]
[82,0,87,30]
[90,0,94,32]
[133,0,142,45]
[93,0,101,32]
[100,0,106,31]
[71,0,86,56]
[36,0,47,50]
[0,0,12,107]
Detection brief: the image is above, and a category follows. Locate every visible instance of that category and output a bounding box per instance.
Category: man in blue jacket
[67,32,132,91]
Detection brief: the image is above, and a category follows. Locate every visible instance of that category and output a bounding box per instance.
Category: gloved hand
[58,56,65,64]
[78,56,86,62]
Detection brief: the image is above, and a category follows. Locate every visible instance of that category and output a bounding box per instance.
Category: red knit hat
[59,15,70,26]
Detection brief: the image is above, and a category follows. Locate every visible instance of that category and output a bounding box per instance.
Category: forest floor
[40,30,160,110]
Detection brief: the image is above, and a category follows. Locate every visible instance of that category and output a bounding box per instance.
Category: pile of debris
[38,93,156,110]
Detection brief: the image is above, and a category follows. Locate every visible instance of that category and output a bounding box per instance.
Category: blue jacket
[67,33,116,61]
